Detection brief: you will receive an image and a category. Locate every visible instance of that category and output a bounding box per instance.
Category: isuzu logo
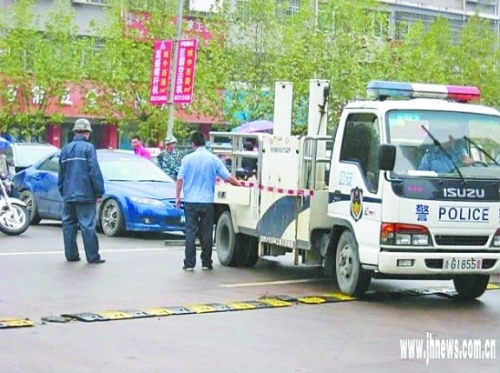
[443,188,485,199]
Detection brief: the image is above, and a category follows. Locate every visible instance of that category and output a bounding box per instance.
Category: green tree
[0,0,90,138]
[89,0,229,143]
[372,17,453,84]
[449,15,500,106]
[220,0,384,129]
[369,14,500,108]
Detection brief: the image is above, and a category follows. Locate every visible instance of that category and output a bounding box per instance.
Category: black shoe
[182,266,194,272]
[89,259,106,264]
[202,265,213,271]
[66,258,81,262]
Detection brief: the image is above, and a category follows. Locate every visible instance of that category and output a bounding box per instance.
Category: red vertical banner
[173,39,198,105]
[150,40,173,106]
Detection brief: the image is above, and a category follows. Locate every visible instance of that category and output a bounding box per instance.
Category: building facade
[0,0,499,148]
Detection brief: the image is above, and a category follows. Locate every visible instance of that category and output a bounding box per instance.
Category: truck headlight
[492,228,500,247]
[381,223,431,246]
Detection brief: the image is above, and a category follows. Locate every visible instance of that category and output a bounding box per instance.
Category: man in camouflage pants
[157,136,183,180]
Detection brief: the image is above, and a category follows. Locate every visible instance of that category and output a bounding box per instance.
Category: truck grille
[434,235,489,246]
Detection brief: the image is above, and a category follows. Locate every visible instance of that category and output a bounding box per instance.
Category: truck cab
[328,81,500,298]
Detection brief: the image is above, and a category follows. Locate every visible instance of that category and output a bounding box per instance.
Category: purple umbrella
[232,120,273,134]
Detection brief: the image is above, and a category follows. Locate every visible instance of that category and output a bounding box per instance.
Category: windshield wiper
[463,136,500,167]
[421,125,466,184]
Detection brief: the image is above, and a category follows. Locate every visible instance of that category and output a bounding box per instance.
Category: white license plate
[443,258,482,271]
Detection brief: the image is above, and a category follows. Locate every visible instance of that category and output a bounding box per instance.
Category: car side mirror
[378,144,396,171]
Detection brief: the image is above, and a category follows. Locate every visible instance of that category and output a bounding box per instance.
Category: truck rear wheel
[336,230,371,296]
[216,211,245,267]
[453,274,489,301]
[242,236,259,267]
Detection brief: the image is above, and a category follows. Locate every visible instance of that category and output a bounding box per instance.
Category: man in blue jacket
[58,118,105,264]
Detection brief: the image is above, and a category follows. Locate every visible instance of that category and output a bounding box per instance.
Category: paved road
[0,222,499,373]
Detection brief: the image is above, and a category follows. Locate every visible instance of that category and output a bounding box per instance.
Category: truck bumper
[378,251,500,275]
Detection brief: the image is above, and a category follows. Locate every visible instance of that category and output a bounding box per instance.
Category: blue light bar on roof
[367,80,481,102]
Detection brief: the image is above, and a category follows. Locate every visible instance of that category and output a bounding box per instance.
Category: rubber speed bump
[41,315,72,323]
[258,298,293,307]
[186,304,219,314]
[297,296,328,304]
[487,283,500,290]
[161,306,195,316]
[36,281,500,326]
[61,312,108,322]
[239,300,271,309]
[271,294,298,302]
[225,300,271,310]
[201,303,234,312]
[140,308,174,316]
[225,302,258,310]
[95,311,133,320]
[0,318,35,329]
[101,310,152,319]
[325,292,357,301]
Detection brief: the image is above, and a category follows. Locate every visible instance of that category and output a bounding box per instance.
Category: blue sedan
[12,149,185,237]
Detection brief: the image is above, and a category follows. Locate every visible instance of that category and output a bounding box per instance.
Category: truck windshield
[386,110,500,179]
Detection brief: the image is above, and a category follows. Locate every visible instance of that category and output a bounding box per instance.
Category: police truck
[210,80,500,300]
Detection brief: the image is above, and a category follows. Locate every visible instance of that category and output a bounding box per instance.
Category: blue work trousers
[183,203,214,268]
[62,201,101,263]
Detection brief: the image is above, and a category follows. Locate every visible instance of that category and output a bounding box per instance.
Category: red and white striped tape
[258,185,315,197]
[215,178,314,197]
[215,179,256,188]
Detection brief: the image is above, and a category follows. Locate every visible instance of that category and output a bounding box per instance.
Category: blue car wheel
[19,190,41,225]
[100,199,125,237]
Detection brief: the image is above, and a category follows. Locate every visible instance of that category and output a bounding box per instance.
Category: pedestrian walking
[131,135,151,160]
[176,132,240,271]
[58,118,106,264]
[157,136,183,179]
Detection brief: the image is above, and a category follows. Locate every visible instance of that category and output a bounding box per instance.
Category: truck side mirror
[378,144,396,171]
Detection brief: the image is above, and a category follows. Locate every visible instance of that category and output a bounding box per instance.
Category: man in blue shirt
[176,132,240,271]
[418,129,473,173]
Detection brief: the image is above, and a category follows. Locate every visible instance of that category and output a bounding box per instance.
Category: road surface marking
[0,247,175,256]
[220,278,329,287]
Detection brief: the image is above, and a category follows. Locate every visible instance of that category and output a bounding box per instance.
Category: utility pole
[166,0,184,139]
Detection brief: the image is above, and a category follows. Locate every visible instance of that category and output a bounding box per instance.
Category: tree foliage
[0,0,90,138]
[0,0,499,141]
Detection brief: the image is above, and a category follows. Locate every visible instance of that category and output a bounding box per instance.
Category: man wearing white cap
[58,118,105,264]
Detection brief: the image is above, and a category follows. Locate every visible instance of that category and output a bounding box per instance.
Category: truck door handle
[332,190,342,202]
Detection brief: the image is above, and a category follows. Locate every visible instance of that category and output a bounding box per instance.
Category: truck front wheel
[453,274,489,301]
[216,211,245,267]
[336,230,371,296]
